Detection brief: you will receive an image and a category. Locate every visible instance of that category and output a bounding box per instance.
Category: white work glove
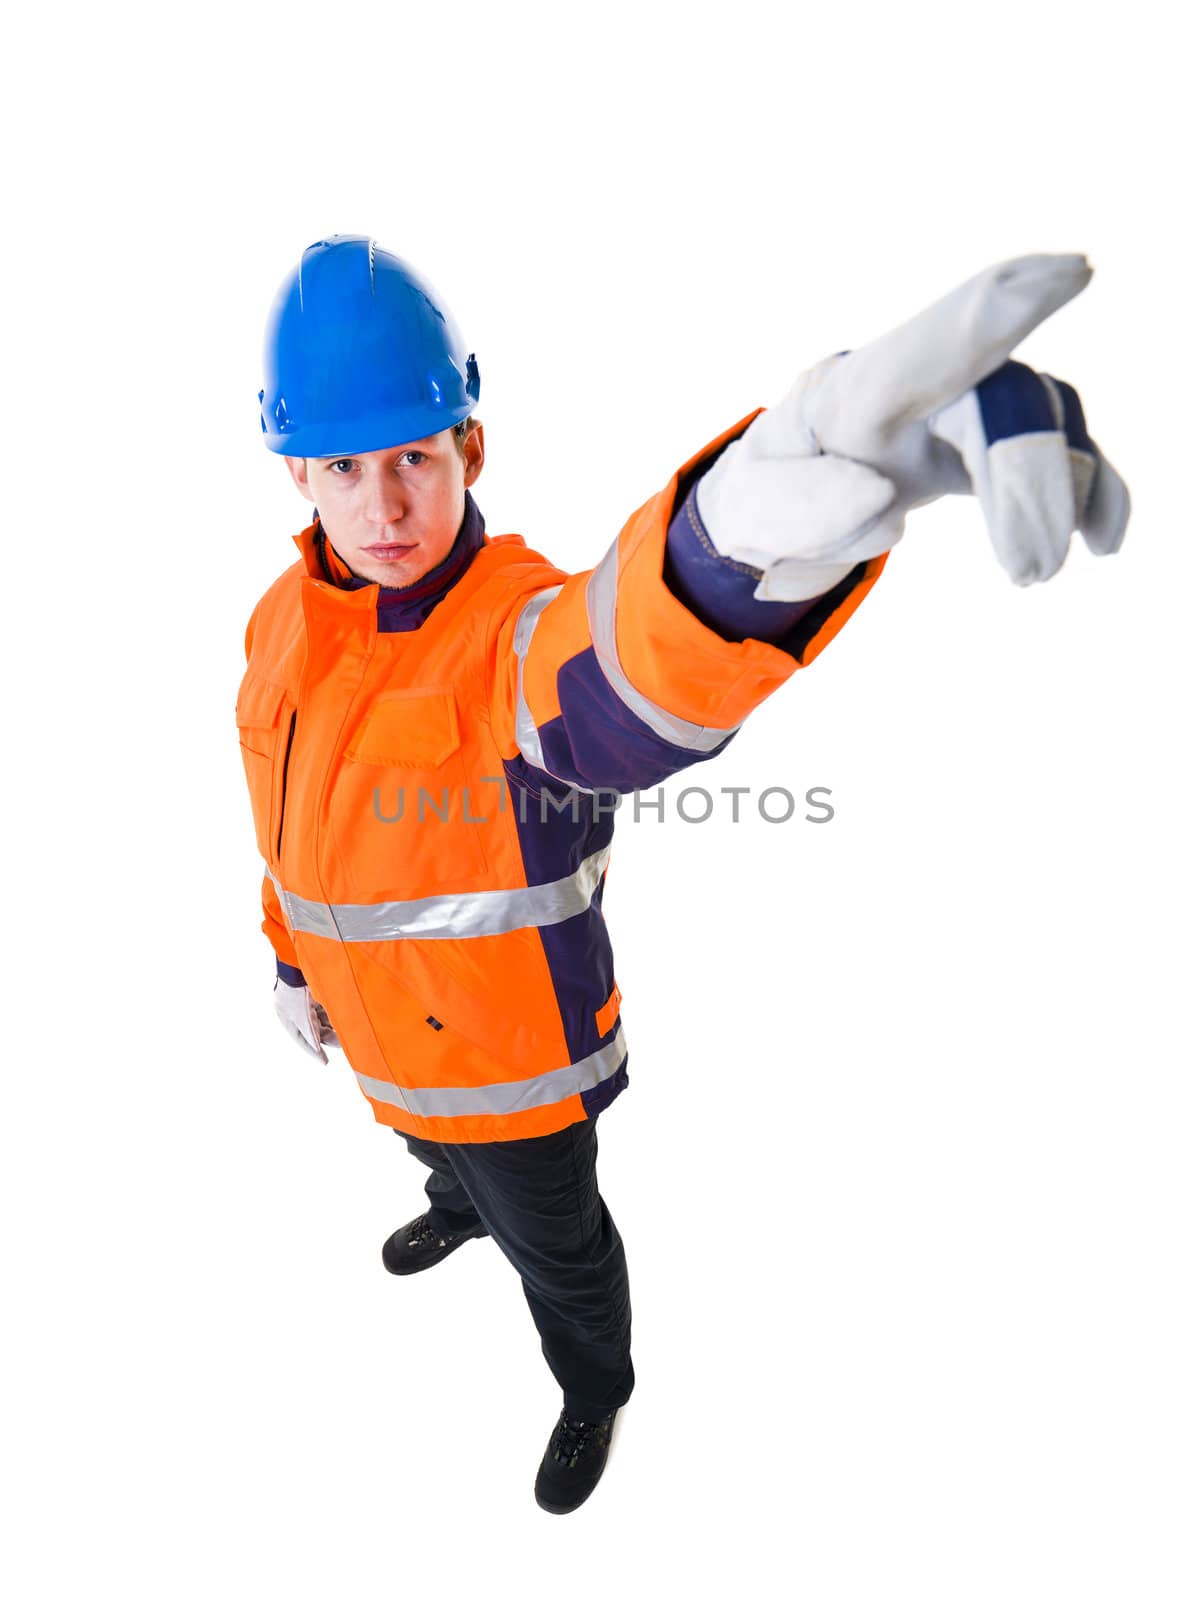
[697,254,1130,598]
[273,977,341,1063]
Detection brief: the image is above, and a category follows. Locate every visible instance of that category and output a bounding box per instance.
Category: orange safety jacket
[236,410,888,1143]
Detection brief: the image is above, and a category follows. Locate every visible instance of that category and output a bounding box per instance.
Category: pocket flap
[236,674,287,731]
[346,688,461,768]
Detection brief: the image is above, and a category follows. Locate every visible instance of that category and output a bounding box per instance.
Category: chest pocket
[236,672,290,862]
[345,688,462,769]
[236,673,287,758]
[338,686,492,884]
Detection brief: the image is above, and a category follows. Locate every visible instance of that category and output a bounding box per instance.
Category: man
[238,236,1128,1514]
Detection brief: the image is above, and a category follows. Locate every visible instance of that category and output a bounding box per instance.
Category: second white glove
[273,978,341,1064]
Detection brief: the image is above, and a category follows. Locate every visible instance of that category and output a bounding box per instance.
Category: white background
[4,2,1196,1595]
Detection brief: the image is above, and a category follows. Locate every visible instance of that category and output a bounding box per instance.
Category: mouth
[363,542,418,560]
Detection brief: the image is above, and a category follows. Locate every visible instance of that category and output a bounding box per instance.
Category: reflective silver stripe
[356,1021,628,1119]
[265,844,609,942]
[513,584,562,774]
[586,536,740,752]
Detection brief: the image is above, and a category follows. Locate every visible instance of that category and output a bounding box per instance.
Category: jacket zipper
[277,708,297,859]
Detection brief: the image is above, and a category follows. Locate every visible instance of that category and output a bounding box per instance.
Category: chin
[362,553,430,583]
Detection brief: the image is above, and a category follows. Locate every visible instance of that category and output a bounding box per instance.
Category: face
[284,422,484,586]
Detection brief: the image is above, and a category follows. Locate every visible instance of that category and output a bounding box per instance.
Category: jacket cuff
[663,474,830,644]
[612,410,890,728]
[275,959,307,989]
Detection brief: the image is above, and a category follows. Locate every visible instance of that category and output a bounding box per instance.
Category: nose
[362,467,409,530]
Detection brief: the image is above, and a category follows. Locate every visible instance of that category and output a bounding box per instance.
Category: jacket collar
[291,489,488,634]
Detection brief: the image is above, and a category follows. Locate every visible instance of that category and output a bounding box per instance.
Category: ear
[284,455,315,502]
[462,420,485,489]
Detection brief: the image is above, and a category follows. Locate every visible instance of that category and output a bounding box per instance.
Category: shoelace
[551,1412,611,1466]
[409,1217,448,1250]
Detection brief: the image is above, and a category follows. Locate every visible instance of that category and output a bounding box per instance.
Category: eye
[400,450,426,466]
[329,459,356,475]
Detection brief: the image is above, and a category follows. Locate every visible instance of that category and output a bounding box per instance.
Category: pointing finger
[811,254,1094,446]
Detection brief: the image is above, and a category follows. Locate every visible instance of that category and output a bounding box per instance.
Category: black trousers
[397,1118,634,1422]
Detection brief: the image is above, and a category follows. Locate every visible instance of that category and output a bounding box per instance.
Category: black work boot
[381,1212,488,1276]
[534,1406,620,1514]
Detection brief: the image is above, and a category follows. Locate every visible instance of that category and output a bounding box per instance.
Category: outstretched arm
[487,413,888,796]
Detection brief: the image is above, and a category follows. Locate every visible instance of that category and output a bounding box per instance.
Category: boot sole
[534,1480,602,1514]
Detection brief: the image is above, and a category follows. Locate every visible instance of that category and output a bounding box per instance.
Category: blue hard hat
[259,235,481,458]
